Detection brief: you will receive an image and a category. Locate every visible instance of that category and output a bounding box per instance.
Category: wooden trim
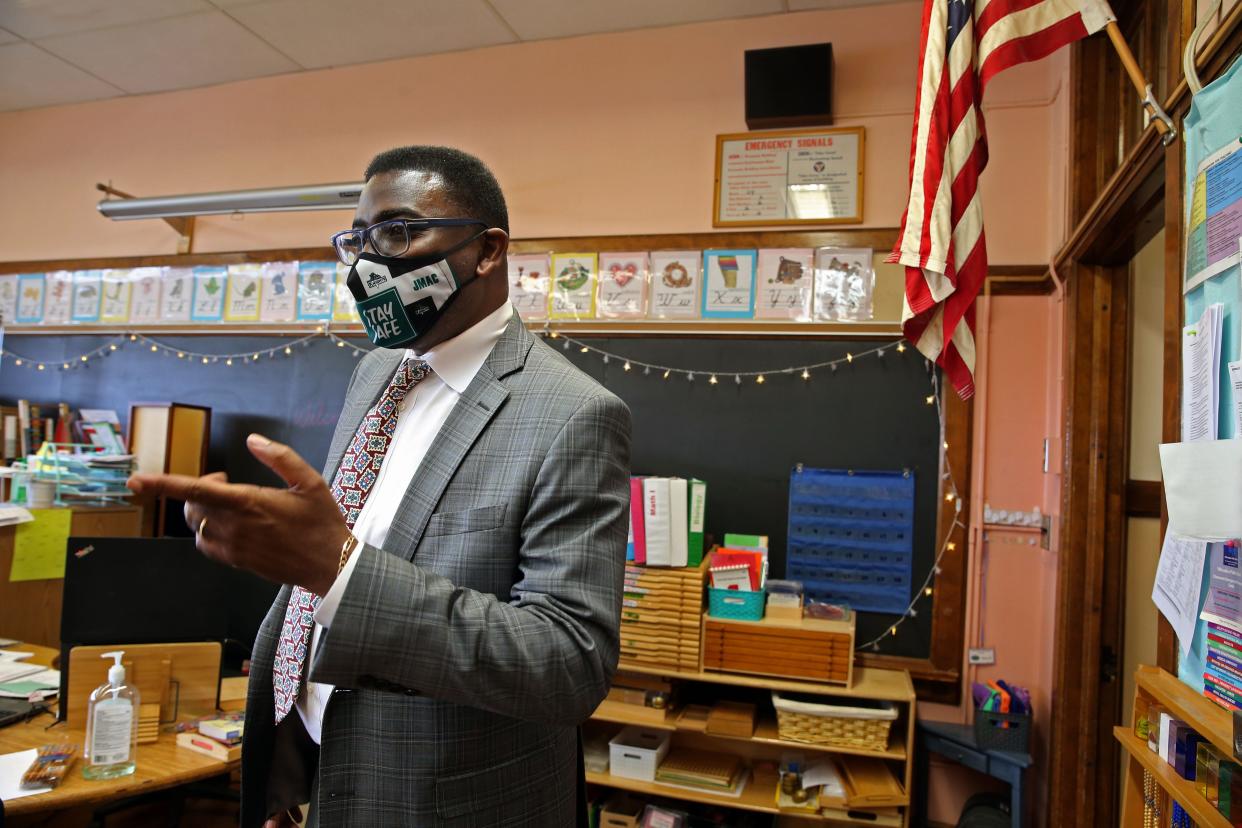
[857,383,970,705]
[1125,479,1161,518]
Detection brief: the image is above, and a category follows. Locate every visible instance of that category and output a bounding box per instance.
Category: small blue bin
[708,587,766,620]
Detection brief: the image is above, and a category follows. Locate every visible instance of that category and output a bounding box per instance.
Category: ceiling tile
[0,27,20,44]
[489,0,784,40]
[0,0,211,40]
[226,0,516,70]
[37,11,299,94]
[0,42,119,112]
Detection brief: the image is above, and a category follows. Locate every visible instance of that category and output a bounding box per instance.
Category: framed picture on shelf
[43,271,73,324]
[648,251,701,319]
[596,252,648,319]
[507,253,551,321]
[224,264,262,322]
[296,261,335,321]
[71,270,102,323]
[549,253,597,319]
[813,247,875,321]
[160,267,193,322]
[190,266,226,322]
[260,262,297,323]
[16,273,45,324]
[100,270,132,324]
[755,248,814,320]
[701,249,757,319]
[128,268,162,324]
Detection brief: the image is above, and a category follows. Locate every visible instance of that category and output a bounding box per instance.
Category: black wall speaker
[744,42,834,130]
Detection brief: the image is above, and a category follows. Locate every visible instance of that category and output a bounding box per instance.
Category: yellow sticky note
[10,509,73,582]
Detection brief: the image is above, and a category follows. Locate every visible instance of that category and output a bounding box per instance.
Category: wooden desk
[1,644,239,821]
[0,506,143,648]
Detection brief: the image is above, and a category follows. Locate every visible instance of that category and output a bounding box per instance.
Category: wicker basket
[771,692,897,751]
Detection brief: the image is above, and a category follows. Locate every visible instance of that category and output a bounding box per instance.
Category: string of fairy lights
[0,326,960,651]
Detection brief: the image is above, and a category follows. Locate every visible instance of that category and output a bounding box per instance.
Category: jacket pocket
[422,503,508,538]
[434,749,535,819]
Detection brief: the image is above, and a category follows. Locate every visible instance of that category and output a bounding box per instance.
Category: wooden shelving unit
[1116,665,1235,827]
[589,664,916,825]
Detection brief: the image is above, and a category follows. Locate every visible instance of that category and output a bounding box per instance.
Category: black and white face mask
[346,230,485,349]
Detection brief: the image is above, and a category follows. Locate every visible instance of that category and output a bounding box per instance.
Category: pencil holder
[708,588,766,620]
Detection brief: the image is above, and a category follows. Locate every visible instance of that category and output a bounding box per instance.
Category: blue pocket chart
[786,466,916,614]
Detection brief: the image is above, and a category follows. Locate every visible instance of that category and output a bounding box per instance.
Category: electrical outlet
[968,648,996,665]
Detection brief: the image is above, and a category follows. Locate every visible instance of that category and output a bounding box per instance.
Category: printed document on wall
[1182,303,1224,441]
[1153,531,1208,656]
[1185,136,1242,293]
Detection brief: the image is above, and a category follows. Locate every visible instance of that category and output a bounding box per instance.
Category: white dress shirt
[295,300,514,744]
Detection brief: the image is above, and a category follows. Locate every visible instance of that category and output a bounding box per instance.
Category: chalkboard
[1,332,942,659]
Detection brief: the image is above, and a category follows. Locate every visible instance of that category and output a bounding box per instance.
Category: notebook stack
[618,557,709,672]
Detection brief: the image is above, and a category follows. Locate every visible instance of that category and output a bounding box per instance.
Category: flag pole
[1103,21,1177,145]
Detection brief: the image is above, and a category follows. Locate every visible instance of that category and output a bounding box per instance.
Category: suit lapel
[384,315,533,558]
[321,349,405,479]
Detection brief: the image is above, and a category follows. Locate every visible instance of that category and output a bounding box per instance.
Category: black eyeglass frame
[330,217,486,265]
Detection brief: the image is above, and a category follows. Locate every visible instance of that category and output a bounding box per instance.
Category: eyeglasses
[330,217,485,265]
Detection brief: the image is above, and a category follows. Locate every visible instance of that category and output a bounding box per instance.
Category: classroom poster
[190,266,226,321]
[259,262,297,322]
[549,253,597,319]
[813,247,875,321]
[507,253,550,321]
[128,267,162,323]
[224,264,262,321]
[701,249,756,319]
[647,251,701,319]
[297,261,335,320]
[99,269,132,324]
[42,271,73,324]
[15,274,45,324]
[596,253,648,319]
[755,248,814,320]
[0,275,16,324]
[1185,136,1242,293]
[71,270,102,323]
[332,263,359,322]
[160,267,193,322]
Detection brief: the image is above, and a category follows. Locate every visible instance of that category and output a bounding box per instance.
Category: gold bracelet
[338,534,359,575]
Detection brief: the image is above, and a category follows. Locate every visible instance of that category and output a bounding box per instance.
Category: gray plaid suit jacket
[240,315,632,827]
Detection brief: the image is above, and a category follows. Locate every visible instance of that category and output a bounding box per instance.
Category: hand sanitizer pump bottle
[83,650,139,779]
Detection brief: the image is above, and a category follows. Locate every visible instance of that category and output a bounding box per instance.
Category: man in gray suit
[129,146,632,827]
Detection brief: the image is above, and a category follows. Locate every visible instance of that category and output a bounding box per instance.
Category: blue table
[915,720,1033,827]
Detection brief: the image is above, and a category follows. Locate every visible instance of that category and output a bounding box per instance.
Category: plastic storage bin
[608,726,670,781]
[708,587,766,620]
[973,709,1031,753]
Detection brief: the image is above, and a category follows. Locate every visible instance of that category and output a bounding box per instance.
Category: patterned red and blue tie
[273,357,432,723]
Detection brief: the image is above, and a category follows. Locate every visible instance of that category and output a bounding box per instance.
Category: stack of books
[619,558,708,672]
[1204,621,1242,710]
[176,713,245,762]
[655,747,746,794]
[628,477,707,567]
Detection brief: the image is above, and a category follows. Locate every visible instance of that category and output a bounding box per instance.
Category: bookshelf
[588,662,916,825]
[1116,666,1234,827]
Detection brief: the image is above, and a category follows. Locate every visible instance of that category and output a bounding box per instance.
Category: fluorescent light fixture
[97,182,363,220]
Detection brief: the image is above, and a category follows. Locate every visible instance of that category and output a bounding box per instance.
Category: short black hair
[364,146,509,233]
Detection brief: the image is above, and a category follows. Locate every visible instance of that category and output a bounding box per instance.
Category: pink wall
[0,2,1059,264]
[921,291,1064,825]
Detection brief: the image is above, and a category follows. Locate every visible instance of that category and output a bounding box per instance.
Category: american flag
[889,0,1113,398]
